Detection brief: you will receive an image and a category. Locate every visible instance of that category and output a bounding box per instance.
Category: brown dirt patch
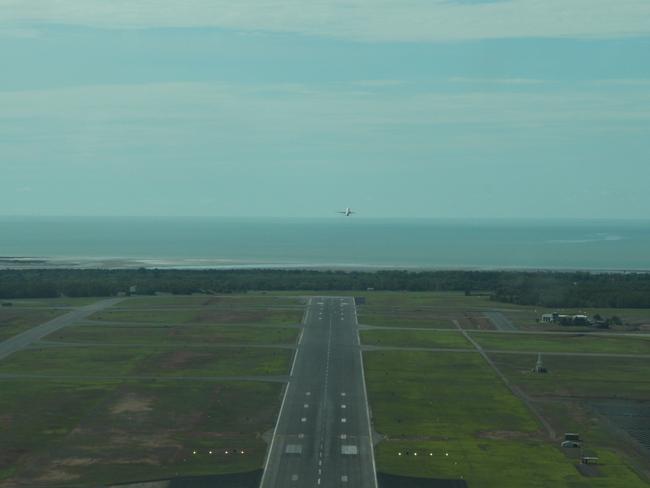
[193,310,266,324]
[108,482,170,488]
[35,469,80,482]
[203,297,223,306]
[111,394,154,415]
[0,414,12,429]
[55,457,99,467]
[161,350,212,369]
[112,457,161,466]
[0,311,19,325]
[0,448,27,468]
[108,430,182,450]
[462,313,494,330]
[477,430,530,440]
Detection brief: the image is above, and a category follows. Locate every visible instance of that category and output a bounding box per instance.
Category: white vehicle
[337,207,355,216]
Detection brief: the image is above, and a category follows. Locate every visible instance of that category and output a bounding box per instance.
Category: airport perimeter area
[0,292,648,487]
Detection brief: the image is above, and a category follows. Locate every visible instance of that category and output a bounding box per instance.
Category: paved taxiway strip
[0,298,124,361]
[260,297,377,488]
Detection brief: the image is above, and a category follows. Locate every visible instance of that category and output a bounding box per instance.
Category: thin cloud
[449,77,548,85]
[1,82,648,147]
[0,0,649,41]
[0,27,40,38]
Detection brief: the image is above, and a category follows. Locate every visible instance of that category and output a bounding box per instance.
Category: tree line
[1,269,650,309]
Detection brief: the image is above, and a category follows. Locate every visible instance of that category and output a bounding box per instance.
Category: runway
[260,296,377,488]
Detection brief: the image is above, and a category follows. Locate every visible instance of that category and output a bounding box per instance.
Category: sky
[1,1,649,219]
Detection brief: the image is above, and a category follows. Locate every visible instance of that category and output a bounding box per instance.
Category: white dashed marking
[341,445,359,455]
[301,417,307,422]
[341,404,347,409]
[341,418,347,423]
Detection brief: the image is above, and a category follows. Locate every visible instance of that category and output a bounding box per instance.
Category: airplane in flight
[338,207,355,216]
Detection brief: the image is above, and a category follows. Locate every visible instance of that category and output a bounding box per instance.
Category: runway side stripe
[259,378,290,488]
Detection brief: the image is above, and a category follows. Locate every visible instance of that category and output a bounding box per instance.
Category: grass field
[355,291,505,311]
[0,346,291,378]
[375,438,645,488]
[0,294,297,487]
[471,331,650,354]
[490,353,650,400]
[361,329,471,349]
[353,291,650,332]
[51,323,300,346]
[116,294,303,309]
[2,291,649,486]
[364,350,648,487]
[365,351,538,438]
[0,379,281,487]
[356,292,505,330]
[358,311,455,329]
[90,307,303,326]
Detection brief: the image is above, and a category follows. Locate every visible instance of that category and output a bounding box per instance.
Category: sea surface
[0,217,649,271]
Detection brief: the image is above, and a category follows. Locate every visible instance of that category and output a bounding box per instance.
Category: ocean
[0,217,649,271]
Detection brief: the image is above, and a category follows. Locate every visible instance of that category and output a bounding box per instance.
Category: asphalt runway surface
[260,296,377,488]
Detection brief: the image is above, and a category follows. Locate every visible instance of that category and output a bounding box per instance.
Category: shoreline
[1,256,649,274]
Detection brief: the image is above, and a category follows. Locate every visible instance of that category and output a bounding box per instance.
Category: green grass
[117,294,302,309]
[471,332,650,354]
[0,379,281,486]
[364,350,648,487]
[51,324,299,345]
[0,346,292,378]
[357,291,500,310]
[361,330,471,349]
[364,351,538,438]
[376,439,648,487]
[90,307,303,326]
[0,308,68,341]
[358,312,455,329]
[0,380,117,474]
[490,353,650,400]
